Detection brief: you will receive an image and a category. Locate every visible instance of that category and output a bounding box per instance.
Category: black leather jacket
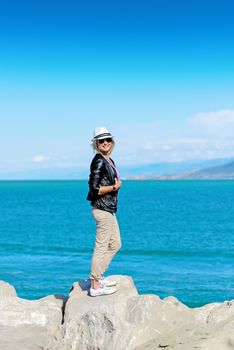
[87,153,118,213]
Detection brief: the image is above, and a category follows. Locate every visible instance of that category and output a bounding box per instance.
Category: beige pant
[90,208,121,281]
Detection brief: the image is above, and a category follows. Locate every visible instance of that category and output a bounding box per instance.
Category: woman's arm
[89,156,122,196]
[89,157,105,196]
[98,178,122,195]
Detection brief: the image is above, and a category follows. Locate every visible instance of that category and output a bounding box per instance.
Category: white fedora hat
[92,126,114,141]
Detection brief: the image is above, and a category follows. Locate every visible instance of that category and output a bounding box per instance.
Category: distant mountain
[119,157,234,179]
[181,160,234,179]
[1,157,234,180]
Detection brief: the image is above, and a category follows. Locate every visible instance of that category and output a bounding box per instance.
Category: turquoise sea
[0,180,233,307]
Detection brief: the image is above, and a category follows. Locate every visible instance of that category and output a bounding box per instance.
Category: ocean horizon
[0,180,233,307]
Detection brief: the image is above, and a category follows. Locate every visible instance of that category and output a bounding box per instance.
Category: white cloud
[115,110,234,163]
[155,110,234,161]
[32,155,50,163]
[10,110,234,172]
[161,145,171,151]
[142,142,155,151]
[170,138,209,145]
[187,110,234,135]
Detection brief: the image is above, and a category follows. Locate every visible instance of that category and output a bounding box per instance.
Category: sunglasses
[98,138,113,144]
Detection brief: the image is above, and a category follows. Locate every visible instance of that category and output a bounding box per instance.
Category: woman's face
[97,138,113,155]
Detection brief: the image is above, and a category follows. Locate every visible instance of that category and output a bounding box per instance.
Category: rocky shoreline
[0,276,233,350]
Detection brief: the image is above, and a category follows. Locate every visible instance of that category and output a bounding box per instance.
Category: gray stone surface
[0,281,66,350]
[63,276,234,350]
[0,294,64,333]
[1,277,234,350]
[64,275,140,350]
[0,280,17,298]
[0,325,66,350]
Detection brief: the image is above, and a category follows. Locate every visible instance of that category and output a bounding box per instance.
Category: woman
[87,126,122,297]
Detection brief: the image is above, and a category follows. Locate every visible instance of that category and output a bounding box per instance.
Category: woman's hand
[98,178,122,195]
[114,178,122,191]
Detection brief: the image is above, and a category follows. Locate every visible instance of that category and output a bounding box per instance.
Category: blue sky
[0,0,234,178]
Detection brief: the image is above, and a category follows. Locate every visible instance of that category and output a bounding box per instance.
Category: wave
[1,243,233,259]
[119,249,234,258]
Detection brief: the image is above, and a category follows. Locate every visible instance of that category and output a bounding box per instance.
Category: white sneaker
[100,276,117,287]
[90,285,117,297]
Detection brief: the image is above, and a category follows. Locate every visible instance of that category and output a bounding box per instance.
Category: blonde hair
[91,139,115,154]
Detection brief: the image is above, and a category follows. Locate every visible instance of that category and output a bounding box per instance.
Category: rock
[63,276,194,350]
[1,277,234,350]
[0,294,64,333]
[63,275,140,350]
[63,275,234,350]
[0,325,65,350]
[0,281,66,350]
[0,280,17,298]
[194,299,234,324]
[150,299,234,350]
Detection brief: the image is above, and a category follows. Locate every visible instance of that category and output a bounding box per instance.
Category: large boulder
[63,275,234,350]
[63,275,140,350]
[0,280,17,298]
[0,280,66,350]
[63,276,195,350]
[0,293,65,333]
[134,299,234,350]
[0,325,65,350]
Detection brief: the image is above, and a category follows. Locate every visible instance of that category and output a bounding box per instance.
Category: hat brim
[92,135,114,141]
